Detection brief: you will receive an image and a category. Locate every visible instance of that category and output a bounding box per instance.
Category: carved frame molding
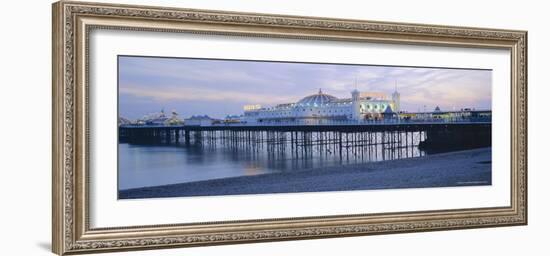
[52,1,527,255]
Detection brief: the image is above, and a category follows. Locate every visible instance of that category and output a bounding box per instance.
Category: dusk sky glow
[119,56,492,120]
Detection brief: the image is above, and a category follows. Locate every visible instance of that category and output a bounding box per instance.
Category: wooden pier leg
[338,132,342,157]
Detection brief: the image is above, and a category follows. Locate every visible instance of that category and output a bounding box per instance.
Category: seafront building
[241,89,400,125]
[134,109,183,126]
[119,88,491,127]
[184,115,219,126]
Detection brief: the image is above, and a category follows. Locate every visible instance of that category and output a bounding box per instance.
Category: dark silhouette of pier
[119,122,492,158]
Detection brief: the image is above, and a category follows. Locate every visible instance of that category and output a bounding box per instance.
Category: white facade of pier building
[242,89,400,125]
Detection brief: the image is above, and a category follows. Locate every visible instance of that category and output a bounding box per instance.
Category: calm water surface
[119,132,427,190]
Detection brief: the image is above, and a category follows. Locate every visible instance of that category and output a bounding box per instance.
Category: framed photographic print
[52,1,527,255]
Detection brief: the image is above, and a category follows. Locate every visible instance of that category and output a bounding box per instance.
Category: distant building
[118,117,132,126]
[224,115,243,124]
[242,88,400,125]
[382,105,397,119]
[135,109,183,126]
[185,115,218,126]
[409,109,491,122]
[165,110,183,125]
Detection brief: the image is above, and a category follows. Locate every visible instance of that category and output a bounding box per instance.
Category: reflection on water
[119,131,427,190]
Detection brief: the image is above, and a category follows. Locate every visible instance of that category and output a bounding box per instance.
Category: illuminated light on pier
[243,104,262,111]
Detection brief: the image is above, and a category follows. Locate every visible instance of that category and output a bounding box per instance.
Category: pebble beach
[119,147,491,199]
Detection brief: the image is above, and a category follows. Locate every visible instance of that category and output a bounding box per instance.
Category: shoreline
[119,147,492,199]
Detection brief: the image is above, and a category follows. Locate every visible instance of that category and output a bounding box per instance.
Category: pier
[119,122,491,157]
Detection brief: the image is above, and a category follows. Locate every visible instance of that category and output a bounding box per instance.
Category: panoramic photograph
[117,55,492,199]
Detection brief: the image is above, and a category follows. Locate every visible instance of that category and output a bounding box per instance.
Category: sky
[118,56,492,120]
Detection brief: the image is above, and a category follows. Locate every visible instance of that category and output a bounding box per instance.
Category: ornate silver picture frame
[52,1,527,255]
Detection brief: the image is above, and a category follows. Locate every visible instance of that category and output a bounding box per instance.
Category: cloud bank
[119,56,491,119]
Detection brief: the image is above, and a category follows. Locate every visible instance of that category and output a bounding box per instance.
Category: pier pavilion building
[242,89,400,125]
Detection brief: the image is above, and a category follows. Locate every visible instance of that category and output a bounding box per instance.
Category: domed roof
[297,89,337,106]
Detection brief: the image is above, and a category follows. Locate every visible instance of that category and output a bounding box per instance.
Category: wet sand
[119,147,491,199]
